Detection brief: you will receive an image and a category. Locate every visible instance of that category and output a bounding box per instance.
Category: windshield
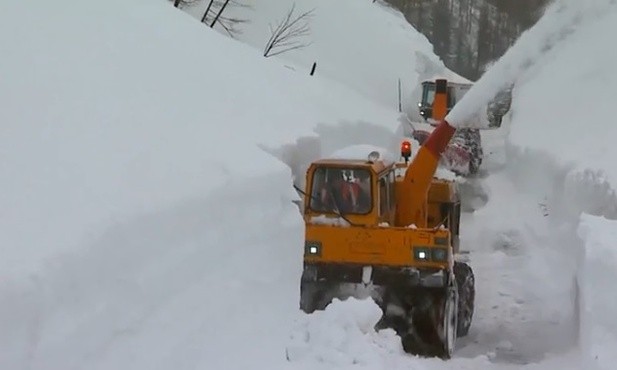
[309,167,372,215]
[421,82,435,107]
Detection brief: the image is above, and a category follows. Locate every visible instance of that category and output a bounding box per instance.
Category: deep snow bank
[183,0,463,117]
[0,0,400,275]
[577,214,617,370]
[497,6,617,362]
[1,173,304,370]
[458,1,617,363]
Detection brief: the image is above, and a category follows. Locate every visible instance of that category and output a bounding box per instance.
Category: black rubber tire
[300,281,329,314]
[396,287,457,359]
[454,261,475,337]
[436,285,458,359]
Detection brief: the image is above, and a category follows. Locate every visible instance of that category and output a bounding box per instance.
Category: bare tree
[263,4,314,58]
[210,0,231,27]
[172,0,201,9]
[200,0,250,38]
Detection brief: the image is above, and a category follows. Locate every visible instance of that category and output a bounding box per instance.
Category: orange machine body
[302,120,460,272]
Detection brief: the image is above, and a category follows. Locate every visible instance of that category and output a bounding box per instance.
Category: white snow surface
[0,0,401,276]
[3,0,617,369]
[183,0,464,117]
[577,214,617,370]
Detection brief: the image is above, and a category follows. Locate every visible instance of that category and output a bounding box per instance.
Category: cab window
[379,177,388,216]
[421,82,435,106]
[378,170,396,217]
[309,167,372,215]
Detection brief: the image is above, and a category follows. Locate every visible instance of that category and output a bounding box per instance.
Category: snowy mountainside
[0,0,402,275]
[182,0,465,117]
[0,1,410,367]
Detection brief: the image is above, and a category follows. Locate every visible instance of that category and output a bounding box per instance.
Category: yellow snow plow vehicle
[298,80,475,359]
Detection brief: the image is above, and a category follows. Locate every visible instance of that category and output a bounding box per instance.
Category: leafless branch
[173,0,201,9]
[263,3,314,58]
[200,0,249,38]
[210,0,231,28]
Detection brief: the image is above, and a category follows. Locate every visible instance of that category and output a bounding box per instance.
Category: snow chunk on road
[286,297,404,367]
[577,213,617,370]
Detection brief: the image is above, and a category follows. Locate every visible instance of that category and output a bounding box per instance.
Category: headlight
[413,246,449,262]
[305,241,322,257]
[413,247,430,261]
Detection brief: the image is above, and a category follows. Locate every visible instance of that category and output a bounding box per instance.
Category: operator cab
[304,148,398,226]
[418,80,471,124]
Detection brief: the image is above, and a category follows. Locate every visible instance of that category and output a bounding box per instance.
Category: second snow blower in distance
[411,77,512,176]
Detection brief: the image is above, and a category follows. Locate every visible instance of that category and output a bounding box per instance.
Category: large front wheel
[454,261,475,337]
[440,286,458,359]
[394,286,458,359]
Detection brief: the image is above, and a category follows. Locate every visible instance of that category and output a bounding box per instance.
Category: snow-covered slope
[183,0,464,117]
[0,1,407,368]
[0,0,404,275]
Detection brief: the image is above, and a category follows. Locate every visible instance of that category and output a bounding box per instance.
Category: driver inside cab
[318,169,369,214]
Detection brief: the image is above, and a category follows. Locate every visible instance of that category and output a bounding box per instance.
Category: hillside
[181,0,465,117]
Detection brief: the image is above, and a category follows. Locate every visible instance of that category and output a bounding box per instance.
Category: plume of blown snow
[446,0,617,128]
